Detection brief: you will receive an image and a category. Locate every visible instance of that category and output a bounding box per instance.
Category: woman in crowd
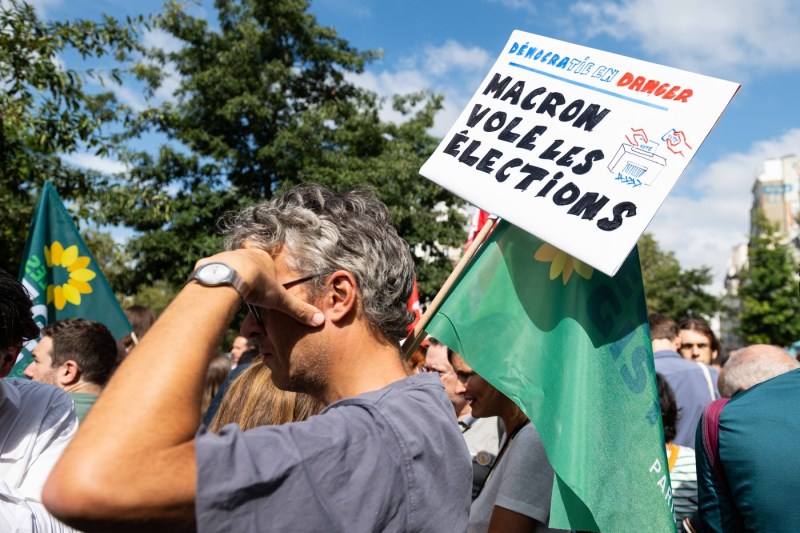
[450,353,557,533]
[209,361,323,432]
[121,305,156,350]
[657,373,697,523]
[202,354,232,416]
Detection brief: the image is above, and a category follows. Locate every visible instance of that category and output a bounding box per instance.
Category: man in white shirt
[0,268,78,532]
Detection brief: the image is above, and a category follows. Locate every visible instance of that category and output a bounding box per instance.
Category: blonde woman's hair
[208,362,324,432]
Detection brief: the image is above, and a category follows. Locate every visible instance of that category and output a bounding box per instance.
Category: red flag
[406,280,421,335]
[465,208,490,250]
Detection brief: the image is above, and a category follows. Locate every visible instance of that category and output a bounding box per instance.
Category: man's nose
[23,362,34,379]
[240,309,266,338]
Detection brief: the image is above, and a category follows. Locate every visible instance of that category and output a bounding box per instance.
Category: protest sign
[420,30,739,275]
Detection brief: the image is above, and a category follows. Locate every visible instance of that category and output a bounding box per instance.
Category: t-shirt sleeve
[493,425,554,524]
[195,403,409,533]
[195,420,318,532]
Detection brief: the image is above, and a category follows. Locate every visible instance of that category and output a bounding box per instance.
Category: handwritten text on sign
[420,31,739,276]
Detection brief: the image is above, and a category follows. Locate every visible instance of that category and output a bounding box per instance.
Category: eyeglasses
[247,273,328,329]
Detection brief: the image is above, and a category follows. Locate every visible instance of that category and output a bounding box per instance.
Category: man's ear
[58,360,81,387]
[323,271,358,323]
[671,335,681,352]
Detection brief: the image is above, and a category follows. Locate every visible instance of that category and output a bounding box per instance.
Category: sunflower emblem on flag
[534,243,593,284]
[44,241,97,310]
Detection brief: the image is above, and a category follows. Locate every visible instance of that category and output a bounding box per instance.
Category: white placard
[420,30,740,276]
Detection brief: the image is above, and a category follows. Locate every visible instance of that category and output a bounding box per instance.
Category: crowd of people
[650,312,800,531]
[1,183,799,532]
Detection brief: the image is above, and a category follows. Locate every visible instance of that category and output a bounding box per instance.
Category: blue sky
[30,0,800,292]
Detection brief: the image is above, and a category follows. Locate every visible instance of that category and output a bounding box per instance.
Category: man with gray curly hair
[44,184,472,532]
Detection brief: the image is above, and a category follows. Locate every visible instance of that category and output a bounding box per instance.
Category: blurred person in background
[656,373,697,523]
[650,313,718,448]
[229,335,255,369]
[121,305,156,356]
[209,361,323,432]
[203,337,258,425]
[201,354,232,416]
[678,318,719,367]
[24,318,118,422]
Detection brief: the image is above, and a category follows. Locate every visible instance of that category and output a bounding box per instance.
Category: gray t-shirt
[195,372,471,532]
[468,423,558,533]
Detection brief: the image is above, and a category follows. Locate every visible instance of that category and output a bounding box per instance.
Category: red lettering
[616,72,694,102]
[641,79,660,94]
[662,85,681,100]
[674,88,693,102]
[629,76,646,91]
[617,72,635,87]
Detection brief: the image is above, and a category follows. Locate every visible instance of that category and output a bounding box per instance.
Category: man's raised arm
[42,248,322,531]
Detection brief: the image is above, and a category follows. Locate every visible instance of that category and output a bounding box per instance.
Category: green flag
[11,181,131,377]
[426,220,675,532]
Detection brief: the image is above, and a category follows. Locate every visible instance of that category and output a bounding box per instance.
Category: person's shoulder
[5,378,71,407]
[1,379,76,438]
[514,422,542,444]
[329,372,445,410]
[654,351,694,372]
[506,423,546,460]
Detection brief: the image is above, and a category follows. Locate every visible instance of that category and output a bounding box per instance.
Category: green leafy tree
[81,228,131,289]
[638,232,718,320]
[0,0,145,274]
[736,210,800,345]
[106,0,465,301]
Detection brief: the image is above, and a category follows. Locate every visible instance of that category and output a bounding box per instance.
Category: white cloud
[422,40,493,77]
[140,29,183,102]
[142,28,183,54]
[111,82,147,112]
[569,0,800,76]
[350,40,493,136]
[646,128,800,293]
[485,0,537,14]
[62,152,128,174]
[1,0,60,17]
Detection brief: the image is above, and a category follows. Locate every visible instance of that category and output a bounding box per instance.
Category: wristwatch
[187,262,250,301]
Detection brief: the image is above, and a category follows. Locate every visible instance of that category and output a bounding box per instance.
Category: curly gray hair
[222,184,415,341]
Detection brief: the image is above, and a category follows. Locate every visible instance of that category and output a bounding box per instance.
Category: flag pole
[401,216,497,360]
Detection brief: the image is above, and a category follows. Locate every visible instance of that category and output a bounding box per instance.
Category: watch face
[197,263,233,284]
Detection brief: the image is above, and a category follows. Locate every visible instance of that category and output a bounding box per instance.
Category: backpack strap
[701,398,730,485]
[698,363,717,400]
